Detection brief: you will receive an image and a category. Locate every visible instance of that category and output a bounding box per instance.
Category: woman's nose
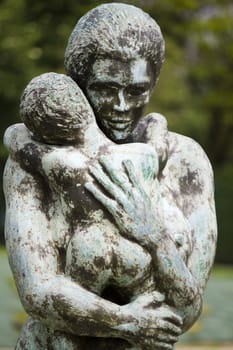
[113,89,130,112]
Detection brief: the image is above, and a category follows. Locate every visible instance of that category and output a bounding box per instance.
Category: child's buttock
[65,220,155,303]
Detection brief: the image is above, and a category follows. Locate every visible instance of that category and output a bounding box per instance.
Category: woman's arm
[161,133,217,330]
[85,159,200,303]
[85,142,216,331]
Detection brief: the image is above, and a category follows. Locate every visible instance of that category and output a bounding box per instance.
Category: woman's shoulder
[167,131,213,174]
[163,131,214,199]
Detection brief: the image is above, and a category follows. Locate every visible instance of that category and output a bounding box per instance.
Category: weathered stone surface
[3,3,217,350]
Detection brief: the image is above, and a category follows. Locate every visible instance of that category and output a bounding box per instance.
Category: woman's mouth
[103,118,132,131]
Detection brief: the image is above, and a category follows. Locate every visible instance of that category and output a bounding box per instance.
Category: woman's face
[85,57,153,142]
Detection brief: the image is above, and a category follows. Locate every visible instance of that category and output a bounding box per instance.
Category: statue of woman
[3,3,217,350]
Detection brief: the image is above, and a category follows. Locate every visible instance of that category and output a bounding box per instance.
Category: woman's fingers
[100,156,132,194]
[142,323,181,339]
[131,291,165,308]
[163,308,183,327]
[89,164,129,208]
[152,291,165,304]
[157,320,182,336]
[84,182,131,236]
[137,317,181,338]
[139,338,174,350]
[88,163,141,216]
[150,342,174,350]
[123,159,148,198]
[123,159,141,188]
[84,182,118,216]
[157,333,178,344]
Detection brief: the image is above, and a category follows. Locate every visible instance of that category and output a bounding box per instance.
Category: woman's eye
[89,83,105,91]
[127,87,148,96]
[89,82,118,93]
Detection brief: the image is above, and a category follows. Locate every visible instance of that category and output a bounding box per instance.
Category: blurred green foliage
[0,0,232,262]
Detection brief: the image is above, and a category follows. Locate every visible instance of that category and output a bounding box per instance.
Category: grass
[177,345,233,349]
[211,264,233,278]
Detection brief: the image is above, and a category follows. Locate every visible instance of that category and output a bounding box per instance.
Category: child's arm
[4,123,50,175]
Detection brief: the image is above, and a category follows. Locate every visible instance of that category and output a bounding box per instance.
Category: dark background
[0,0,232,263]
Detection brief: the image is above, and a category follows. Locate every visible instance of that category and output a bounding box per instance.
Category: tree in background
[0,0,232,262]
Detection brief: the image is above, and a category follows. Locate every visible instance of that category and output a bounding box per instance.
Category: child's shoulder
[42,146,87,171]
[4,123,29,153]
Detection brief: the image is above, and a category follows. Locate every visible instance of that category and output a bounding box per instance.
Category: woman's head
[20,72,94,144]
[64,3,165,142]
[65,3,165,90]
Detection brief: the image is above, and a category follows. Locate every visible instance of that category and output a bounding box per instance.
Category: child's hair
[20,72,94,144]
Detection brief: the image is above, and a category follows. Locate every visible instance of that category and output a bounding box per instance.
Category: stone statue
[3,3,217,350]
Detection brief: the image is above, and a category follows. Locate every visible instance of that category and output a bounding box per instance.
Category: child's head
[20,72,94,144]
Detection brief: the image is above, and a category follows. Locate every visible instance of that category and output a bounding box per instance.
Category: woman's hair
[65,3,165,90]
[20,72,94,144]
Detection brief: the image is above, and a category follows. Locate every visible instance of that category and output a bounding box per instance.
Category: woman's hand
[85,157,161,247]
[117,291,182,350]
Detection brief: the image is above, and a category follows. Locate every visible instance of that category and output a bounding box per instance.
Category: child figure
[5,72,190,350]
[16,72,160,293]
